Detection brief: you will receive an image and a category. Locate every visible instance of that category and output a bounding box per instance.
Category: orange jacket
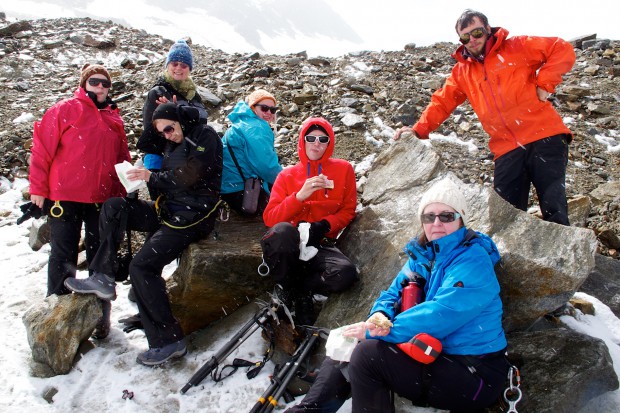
[263,117,357,238]
[413,27,575,159]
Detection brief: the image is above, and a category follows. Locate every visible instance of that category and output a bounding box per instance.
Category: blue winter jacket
[220,101,282,194]
[368,227,507,356]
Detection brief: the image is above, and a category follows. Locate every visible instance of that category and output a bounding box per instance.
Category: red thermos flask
[401,274,425,311]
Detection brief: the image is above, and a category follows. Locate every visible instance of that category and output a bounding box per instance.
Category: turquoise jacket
[368,227,507,356]
[220,101,282,194]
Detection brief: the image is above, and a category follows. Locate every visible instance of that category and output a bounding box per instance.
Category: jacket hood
[297,117,335,165]
[453,27,508,63]
[228,100,261,124]
[406,227,500,266]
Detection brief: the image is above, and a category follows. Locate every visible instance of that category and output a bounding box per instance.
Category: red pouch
[397,333,442,364]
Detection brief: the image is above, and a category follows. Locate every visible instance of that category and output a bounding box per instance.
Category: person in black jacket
[137,39,208,200]
[65,102,222,366]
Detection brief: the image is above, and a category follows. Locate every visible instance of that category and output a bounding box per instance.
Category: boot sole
[136,347,187,366]
[64,279,117,301]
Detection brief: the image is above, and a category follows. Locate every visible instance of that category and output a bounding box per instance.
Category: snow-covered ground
[1,178,620,412]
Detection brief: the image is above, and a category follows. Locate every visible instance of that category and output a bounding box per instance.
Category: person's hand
[366,312,392,337]
[536,87,551,102]
[394,126,418,141]
[307,220,330,247]
[126,167,152,182]
[30,194,46,208]
[342,322,369,340]
[296,175,331,201]
[156,95,177,105]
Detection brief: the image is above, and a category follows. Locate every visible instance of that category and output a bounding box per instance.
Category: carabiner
[49,200,64,218]
[257,255,270,277]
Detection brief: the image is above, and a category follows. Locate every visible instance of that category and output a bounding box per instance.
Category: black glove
[307,220,331,247]
[16,202,43,225]
[119,313,143,333]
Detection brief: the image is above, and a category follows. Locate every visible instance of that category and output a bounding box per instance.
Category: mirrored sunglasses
[421,212,461,224]
[459,27,487,45]
[304,135,330,144]
[170,61,189,69]
[87,78,111,88]
[158,125,175,136]
[255,103,278,114]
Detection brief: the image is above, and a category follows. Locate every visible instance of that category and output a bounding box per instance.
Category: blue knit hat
[165,39,193,71]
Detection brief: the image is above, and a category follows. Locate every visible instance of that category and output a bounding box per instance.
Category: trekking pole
[180,298,281,394]
[250,328,322,413]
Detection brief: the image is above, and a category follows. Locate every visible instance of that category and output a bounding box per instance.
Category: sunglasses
[459,27,487,45]
[304,135,330,144]
[170,61,189,69]
[255,104,278,114]
[421,212,462,224]
[87,78,111,88]
[158,125,175,136]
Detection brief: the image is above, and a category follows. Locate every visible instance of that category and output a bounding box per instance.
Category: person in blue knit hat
[137,38,207,200]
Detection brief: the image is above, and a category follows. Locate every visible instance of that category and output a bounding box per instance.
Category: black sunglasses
[255,103,278,114]
[158,125,175,136]
[421,212,461,224]
[304,135,330,144]
[459,27,487,45]
[87,78,111,88]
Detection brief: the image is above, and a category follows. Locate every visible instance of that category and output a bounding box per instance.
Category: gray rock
[496,329,618,413]
[581,254,620,318]
[196,86,222,107]
[316,137,597,332]
[22,294,101,376]
[28,217,50,252]
[167,215,273,333]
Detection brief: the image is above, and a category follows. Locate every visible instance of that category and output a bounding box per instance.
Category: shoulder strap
[227,143,246,181]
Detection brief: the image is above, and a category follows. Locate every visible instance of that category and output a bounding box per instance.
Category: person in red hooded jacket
[394,9,576,226]
[28,63,130,337]
[261,117,358,325]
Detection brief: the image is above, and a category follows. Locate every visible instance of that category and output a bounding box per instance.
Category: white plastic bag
[298,222,318,261]
[325,326,359,362]
[114,161,147,193]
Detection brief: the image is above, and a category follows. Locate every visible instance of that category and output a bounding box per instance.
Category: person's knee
[261,222,299,253]
[327,264,358,293]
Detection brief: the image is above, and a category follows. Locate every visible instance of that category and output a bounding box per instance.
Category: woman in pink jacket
[29,64,130,336]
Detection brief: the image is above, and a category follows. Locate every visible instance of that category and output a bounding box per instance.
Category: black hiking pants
[89,197,215,348]
[260,222,358,296]
[493,134,570,225]
[287,340,509,413]
[47,201,101,296]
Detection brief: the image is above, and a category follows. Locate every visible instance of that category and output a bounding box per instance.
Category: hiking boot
[64,272,117,301]
[136,339,187,366]
[92,299,111,339]
[294,293,316,326]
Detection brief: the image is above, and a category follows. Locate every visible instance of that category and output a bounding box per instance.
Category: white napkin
[325,326,359,362]
[298,222,318,261]
[114,161,147,193]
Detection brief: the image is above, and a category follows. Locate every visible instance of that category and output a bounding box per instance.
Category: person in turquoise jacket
[286,177,509,413]
[220,89,283,216]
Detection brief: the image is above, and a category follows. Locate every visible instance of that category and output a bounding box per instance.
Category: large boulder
[22,294,101,376]
[167,215,274,333]
[317,136,598,332]
[494,329,619,413]
[580,254,620,317]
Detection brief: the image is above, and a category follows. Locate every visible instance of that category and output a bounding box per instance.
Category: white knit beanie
[417,178,469,226]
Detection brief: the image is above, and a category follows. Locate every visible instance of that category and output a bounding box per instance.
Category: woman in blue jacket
[287,178,509,413]
[220,89,283,216]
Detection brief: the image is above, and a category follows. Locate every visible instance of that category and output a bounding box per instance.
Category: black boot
[294,293,315,326]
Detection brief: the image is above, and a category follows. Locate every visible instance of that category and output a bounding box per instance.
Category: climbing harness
[162,200,223,230]
[257,254,270,277]
[503,365,522,413]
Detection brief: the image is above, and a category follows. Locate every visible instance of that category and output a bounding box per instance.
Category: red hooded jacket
[263,118,357,238]
[29,88,131,203]
[413,27,575,160]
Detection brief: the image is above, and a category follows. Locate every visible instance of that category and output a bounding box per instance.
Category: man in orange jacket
[395,9,576,225]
